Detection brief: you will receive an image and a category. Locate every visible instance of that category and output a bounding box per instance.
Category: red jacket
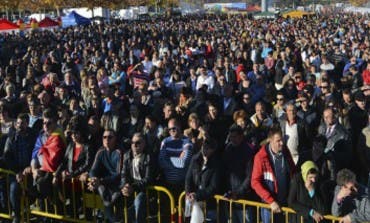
[362,69,370,86]
[251,144,296,204]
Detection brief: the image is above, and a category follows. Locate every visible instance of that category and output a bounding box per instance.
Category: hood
[301,161,318,184]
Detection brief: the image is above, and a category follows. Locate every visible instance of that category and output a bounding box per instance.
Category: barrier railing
[27,177,88,223]
[26,181,177,223]
[0,168,26,223]
[178,192,341,223]
[146,185,177,223]
[178,191,186,223]
[0,167,341,223]
[214,195,341,223]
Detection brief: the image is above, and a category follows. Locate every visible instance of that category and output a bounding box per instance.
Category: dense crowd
[0,11,369,223]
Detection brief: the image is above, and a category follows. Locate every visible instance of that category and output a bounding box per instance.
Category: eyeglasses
[320,86,329,89]
[103,135,114,139]
[277,98,284,101]
[168,127,178,132]
[131,141,142,146]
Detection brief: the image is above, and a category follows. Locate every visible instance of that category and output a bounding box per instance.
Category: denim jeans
[0,178,7,213]
[127,192,146,223]
[261,208,285,223]
[225,205,255,223]
[205,209,217,223]
[9,176,21,217]
[104,197,123,223]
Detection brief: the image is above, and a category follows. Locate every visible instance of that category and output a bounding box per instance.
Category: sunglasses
[168,127,178,132]
[321,86,329,89]
[103,135,114,139]
[277,98,284,101]
[131,141,142,146]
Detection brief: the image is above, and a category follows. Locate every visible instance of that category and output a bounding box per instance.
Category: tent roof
[282,10,314,18]
[39,17,59,27]
[246,5,261,12]
[67,11,91,25]
[0,19,19,30]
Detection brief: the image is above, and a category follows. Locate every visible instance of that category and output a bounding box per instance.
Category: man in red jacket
[251,127,296,223]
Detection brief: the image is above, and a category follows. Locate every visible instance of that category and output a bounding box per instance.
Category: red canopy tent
[38,17,59,28]
[246,5,261,12]
[0,19,19,31]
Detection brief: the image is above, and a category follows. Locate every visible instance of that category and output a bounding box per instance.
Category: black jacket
[120,151,154,192]
[89,148,123,187]
[288,174,329,223]
[2,127,37,173]
[55,142,92,178]
[223,140,256,199]
[185,152,222,208]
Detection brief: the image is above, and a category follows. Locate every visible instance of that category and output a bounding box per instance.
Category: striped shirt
[159,136,193,185]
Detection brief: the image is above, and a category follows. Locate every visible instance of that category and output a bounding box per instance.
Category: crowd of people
[0,10,369,223]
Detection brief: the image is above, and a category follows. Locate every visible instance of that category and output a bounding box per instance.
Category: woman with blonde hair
[97,68,109,95]
[184,113,207,153]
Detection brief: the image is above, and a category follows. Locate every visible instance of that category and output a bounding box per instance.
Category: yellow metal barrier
[178,191,186,223]
[28,177,88,223]
[0,168,26,223]
[146,185,176,223]
[27,182,177,223]
[214,195,341,223]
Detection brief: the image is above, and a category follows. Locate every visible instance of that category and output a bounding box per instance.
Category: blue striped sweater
[158,136,193,185]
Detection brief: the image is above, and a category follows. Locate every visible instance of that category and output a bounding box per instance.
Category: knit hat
[301,161,319,184]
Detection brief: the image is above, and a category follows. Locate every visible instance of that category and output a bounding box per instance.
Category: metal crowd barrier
[24,178,177,223]
[0,170,342,223]
[178,191,186,223]
[178,191,341,223]
[27,177,88,223]
[146,185,176,223]
[0,168,26,223]
[214,195,341,223]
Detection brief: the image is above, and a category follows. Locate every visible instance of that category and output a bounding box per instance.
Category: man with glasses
[159,118,193,197]
[272,92,286,120]
[318,80,335,112]
[88,129,123,223]
[240,92,254,118]
[120,133,154,223]
[297,93,319,135]
[332,169,370,223]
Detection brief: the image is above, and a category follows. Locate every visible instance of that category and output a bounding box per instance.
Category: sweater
[89,148,123,186]
[158,136,193,185]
